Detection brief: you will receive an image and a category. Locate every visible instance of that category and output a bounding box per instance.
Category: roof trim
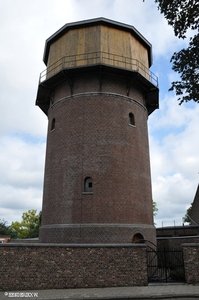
[43,17,153,66]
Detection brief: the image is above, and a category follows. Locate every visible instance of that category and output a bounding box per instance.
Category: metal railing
[39,51,158,86]
[147,246,185,283]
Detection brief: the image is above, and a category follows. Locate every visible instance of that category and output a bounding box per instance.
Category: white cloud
[152,173,195,227]
[0,135,45,223]
[149,95,199,227]
[0,136,45,187]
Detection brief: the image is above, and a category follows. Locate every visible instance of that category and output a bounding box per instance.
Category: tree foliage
[153,201,158,217]
[155,0,199,104]
[183,202,192,224]
[155,0,199,38]
[9,210,41,239]
[0,219,18,238]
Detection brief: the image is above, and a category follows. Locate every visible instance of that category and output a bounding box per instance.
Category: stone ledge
[0,243,147,248]
[182,243,199,247]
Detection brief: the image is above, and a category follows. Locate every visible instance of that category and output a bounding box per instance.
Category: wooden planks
[47,24,149,75]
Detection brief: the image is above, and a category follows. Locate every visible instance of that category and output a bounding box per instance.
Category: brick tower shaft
[36,18,159,244]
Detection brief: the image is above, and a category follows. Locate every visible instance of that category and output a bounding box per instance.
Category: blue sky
[0,0,199,228]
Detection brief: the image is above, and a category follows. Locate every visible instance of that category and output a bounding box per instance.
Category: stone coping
[0,243,147,248]
[181,243,199,247]
[41,223,155,228]
[157,235,199,240]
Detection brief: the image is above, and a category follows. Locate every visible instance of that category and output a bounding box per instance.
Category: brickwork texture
[157,236,199,249]
[0,244,147,291]
[40,71,156,244]
[182,243,199,284]
[156,226,199,238]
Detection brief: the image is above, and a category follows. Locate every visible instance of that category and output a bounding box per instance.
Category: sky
[0,0,199,228]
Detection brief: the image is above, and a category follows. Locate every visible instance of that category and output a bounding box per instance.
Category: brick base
[39,223,156,245]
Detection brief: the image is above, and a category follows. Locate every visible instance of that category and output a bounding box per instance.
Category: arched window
[132,233,144,243]
[84,177,93,193]
[51,118,55,131]
[129,113,135,126]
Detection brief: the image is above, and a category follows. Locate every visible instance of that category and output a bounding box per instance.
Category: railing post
[62,57,65,71]
[164,247,168,283]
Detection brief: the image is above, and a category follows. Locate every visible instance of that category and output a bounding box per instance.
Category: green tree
[153,201,158,217]
[0,219,18,238]
[155,0,199,104]
[10,209,41,239]
[152,201,158,226]
[0,219,9,235]
[183,202,193,224]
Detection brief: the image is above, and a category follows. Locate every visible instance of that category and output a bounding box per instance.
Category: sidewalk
[1,284,199,300]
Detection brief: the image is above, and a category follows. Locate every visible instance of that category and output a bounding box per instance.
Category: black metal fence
[147,246,185,283]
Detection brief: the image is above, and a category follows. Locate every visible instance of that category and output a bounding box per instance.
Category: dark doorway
[132,233,144,243]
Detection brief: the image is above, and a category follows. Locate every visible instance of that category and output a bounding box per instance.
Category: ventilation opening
[132,233,145,243]
[84,177,93,193]
[129,113,135,126]
[51,118,55,131]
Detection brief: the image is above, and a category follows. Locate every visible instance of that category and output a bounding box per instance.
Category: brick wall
[156,226,199,237]
[157,236,199,249]
[9,239,39,243]
[0,244,147,291]
[39,224,156,245]
[182,243,199,284]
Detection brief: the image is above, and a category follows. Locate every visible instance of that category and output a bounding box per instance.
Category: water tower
[36,18,159,244]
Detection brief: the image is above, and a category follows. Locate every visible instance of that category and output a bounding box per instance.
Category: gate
[147,246,185,283]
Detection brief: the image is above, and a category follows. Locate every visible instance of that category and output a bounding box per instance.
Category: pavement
[1,284,199,300]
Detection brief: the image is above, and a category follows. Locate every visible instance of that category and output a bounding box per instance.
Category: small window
[84,177,93,193]
[129,113,135,126]
[51,118,55,131]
